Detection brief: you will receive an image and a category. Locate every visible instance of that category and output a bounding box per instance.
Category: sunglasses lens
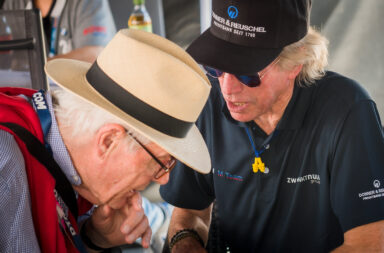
[203,65,261,87]
[203,66,223,78]
[237,74,261,87]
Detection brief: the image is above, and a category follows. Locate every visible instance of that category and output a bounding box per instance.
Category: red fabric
[0,87,93,253]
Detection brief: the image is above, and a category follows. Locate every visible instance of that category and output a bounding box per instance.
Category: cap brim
[187,29,283,75]
[45,59,211,174]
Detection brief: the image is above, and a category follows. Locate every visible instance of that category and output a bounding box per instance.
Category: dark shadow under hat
[187,0,311,76]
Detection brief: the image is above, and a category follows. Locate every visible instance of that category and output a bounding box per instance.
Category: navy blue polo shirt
[160,72,384,252]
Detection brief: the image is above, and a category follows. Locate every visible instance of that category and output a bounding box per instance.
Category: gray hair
[50,87,149,148]
[278,26,329,86]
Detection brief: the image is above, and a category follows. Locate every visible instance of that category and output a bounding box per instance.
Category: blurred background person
[2,0,116,62]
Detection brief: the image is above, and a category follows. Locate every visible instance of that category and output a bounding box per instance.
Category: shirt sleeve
[160,161,215,210]
[0,130,40,252]
[160,87,218,210]
[71,0,116,49]
[330,100,384,232]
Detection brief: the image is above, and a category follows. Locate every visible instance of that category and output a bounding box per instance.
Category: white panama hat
[45,29,211,173]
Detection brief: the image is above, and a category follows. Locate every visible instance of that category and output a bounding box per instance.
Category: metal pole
[199,0,211,33]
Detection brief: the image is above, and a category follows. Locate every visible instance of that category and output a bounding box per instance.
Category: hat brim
[187,29,283,75]
[45,59,211,174]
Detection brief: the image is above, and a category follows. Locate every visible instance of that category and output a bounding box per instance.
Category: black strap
[0,122,78,219]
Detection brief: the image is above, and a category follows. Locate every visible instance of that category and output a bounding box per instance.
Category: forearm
[331,220,384,253]
[331,243,383,253]
[168,204,212,252]
[48,46,103,63]
[331,245,361,253]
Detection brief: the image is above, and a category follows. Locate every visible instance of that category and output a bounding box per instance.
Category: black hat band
[86,62,193,138]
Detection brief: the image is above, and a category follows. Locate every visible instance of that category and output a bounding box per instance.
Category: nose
[219,73,244,95]
[153,172,170,185]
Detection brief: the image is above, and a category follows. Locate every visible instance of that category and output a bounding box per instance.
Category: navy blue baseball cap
[187,0,311,76]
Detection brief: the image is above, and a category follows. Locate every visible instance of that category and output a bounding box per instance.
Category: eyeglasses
[203,57,280,88]
[128,133,177,179]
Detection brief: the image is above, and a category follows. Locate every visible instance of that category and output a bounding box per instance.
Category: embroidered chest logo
[286,174,321,184]
[213,168,244,182]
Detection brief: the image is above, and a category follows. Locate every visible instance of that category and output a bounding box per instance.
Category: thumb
[93,204,113,222]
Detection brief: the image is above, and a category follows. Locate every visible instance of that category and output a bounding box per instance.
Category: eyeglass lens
[128,133,176,179]
[154,158,177,179]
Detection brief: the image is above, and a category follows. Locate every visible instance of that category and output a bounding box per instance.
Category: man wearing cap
[160,0,384,252]
[0,29,211,252]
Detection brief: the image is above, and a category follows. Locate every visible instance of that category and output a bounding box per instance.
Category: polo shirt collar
[277,83,312,130]
[45,93,82,186]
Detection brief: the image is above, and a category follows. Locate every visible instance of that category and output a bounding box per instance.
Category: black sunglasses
[203,57,280,88]
[128,133,176,179]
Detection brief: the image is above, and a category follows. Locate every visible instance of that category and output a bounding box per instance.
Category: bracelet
[169,229,205,251]
[80,220,109,251]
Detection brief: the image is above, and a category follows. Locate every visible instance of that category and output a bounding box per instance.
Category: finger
[141,227,152,248]
[91,205,113,225]
[127,192,142,211]
[119,192,144,233]
[120,204,145,235]
[94,204,113,220]
[90,205,116,233]
[124,215,151,244]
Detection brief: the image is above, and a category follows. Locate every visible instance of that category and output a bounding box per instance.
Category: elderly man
[0,29,211,252]
[160,0,384,252]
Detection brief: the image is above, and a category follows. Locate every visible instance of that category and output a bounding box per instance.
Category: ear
[288,64,303,80]
[95,123,126,159]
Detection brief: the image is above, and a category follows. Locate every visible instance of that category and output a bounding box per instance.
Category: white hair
[278,26,329,86]
[50,87,149,147]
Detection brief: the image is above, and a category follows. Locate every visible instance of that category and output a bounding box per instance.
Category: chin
[230,112,254,123]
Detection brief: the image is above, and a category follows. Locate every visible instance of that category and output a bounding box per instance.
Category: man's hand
[85,192,152,249]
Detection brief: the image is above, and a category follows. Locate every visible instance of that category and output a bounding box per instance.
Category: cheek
[251,76,284,101]
[98,167,151,204]
[119,154,154,186]
[102,148,156,198]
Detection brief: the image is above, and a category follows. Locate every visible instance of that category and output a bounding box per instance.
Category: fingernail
[145,237,150,247]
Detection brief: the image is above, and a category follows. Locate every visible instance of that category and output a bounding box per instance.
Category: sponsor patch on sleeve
[358,180,384,201]
[83,26,107,36]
